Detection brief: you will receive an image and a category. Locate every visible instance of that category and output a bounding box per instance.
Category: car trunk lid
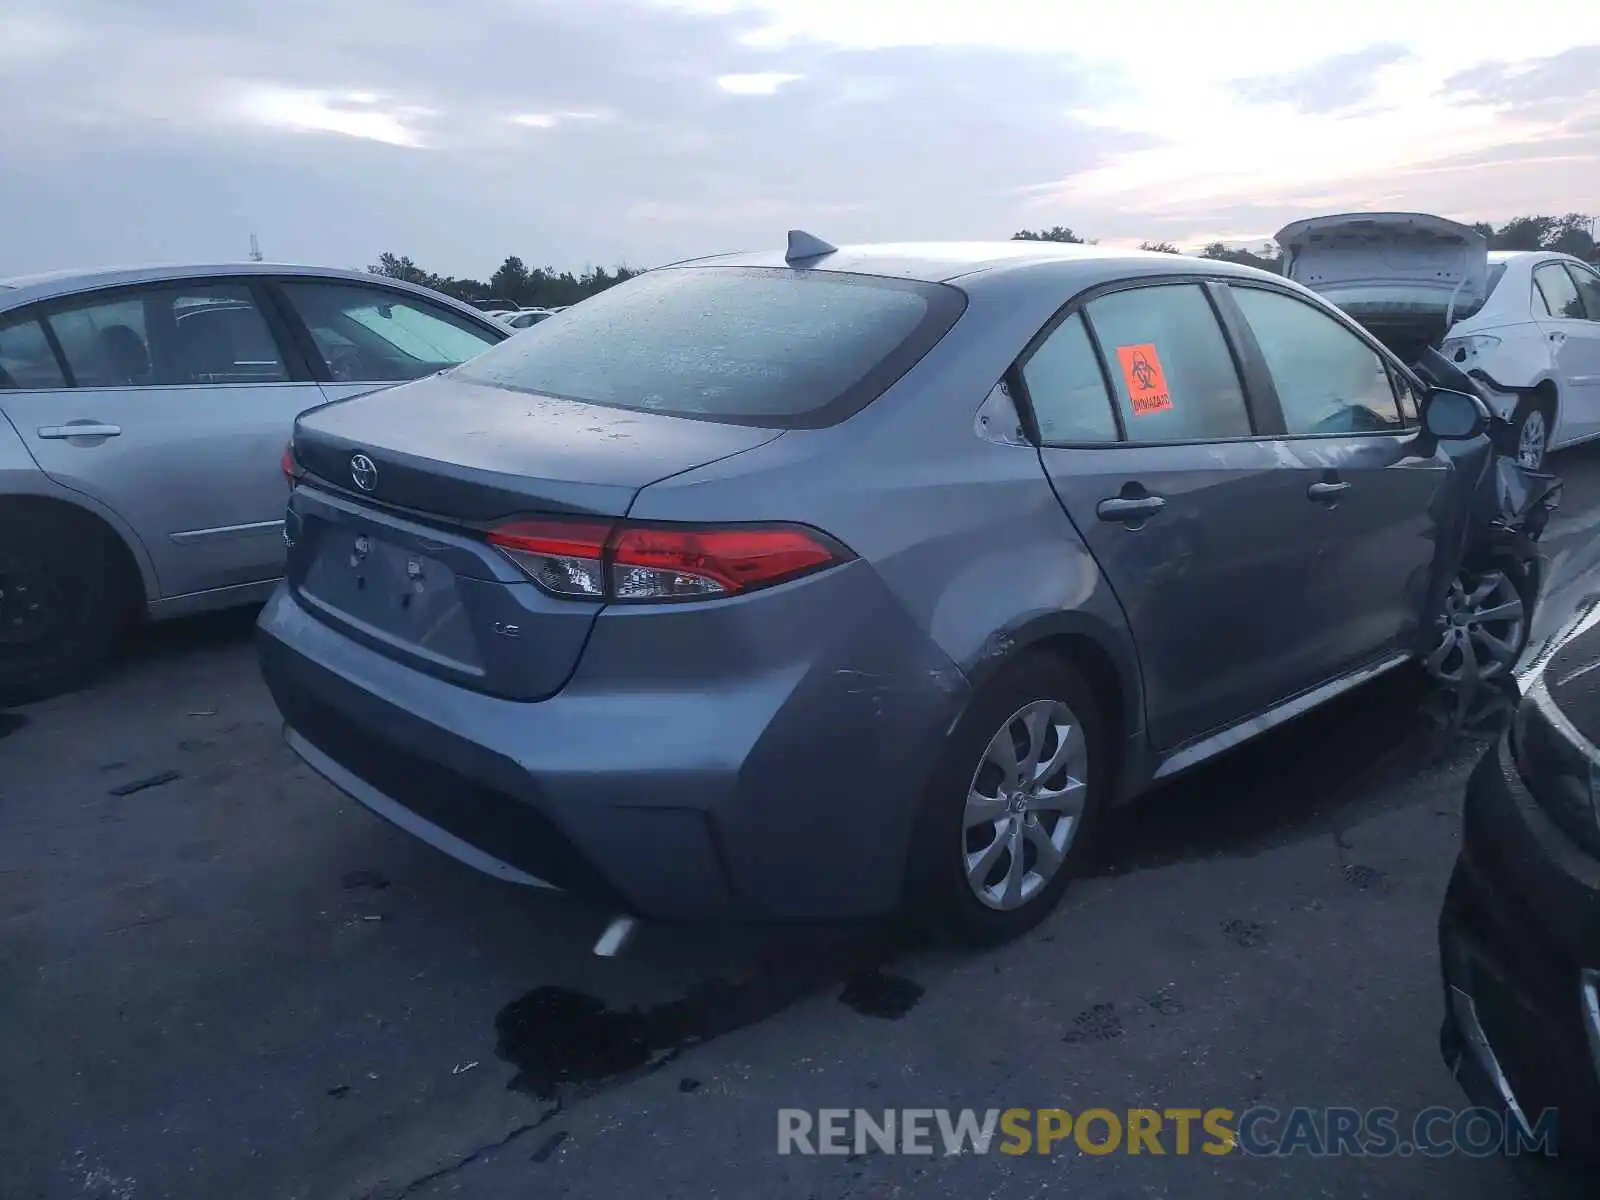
[285,373,783,699]
[1276,213,1489,361]
[292,372,783,522]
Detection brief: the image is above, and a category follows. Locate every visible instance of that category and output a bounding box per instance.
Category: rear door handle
[37,423,122,439]
[1307,481,1351,501]
[1096,495,1166,523]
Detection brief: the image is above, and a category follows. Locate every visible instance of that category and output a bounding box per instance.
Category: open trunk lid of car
[1276,213,1489,361]
[285,372,783,699]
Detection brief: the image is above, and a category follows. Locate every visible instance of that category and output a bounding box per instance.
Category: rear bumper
[256,569,969,922]
[1438,732,1600,1167]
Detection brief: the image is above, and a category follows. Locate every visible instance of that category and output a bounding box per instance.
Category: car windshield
[452,265,966,428]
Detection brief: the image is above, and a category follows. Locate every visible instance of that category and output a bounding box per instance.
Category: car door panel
[2,381,324,597]
[1222,283,1452,678]
[1534,262,1600,443]
[1273,435,1448,673]
[0,279,324,599]
[1041,441,1334,750]
[1021,282,1337,751]
[1558,263,1600,442]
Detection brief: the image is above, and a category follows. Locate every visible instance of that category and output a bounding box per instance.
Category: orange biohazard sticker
[1115,343,1173,416]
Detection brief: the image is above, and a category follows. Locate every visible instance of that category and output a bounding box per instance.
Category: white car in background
[498,308,553,330]
[1277,213,1600,469]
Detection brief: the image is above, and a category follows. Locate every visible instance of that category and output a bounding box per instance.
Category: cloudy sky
[0,0,1596,279]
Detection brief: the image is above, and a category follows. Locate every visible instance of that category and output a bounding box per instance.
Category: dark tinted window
[1021,313,1117,443]
[454,266,966,428]
[1566,264,1600,321]
[1534,263,1584,319]
[48,295,149,386]
[1231,287,1402,434]
[281,282,500,383]
[0,318,66,389]
[169,297,288,383]
[1084,283,1250,441]
[1484,262,1508,300]
[44,283,288,387]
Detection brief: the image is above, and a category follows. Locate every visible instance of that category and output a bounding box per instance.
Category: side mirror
[1422,387,1490,441]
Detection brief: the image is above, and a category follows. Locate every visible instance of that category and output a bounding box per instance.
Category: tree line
[369,213,1598,307]
[366,252,640,309]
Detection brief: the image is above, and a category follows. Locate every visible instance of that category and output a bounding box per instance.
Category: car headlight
[1511,681,1600,856]
[1442,334,1503,365]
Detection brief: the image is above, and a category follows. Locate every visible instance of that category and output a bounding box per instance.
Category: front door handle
[1096,495,1166,523]
[37,423,122,439]
[1308,480,1351,501]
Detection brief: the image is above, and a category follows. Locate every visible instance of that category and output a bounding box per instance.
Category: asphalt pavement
[7,449,1600,1200]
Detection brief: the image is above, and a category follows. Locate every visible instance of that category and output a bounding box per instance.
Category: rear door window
[47,295,152,387]
[1230,286,1403,435]
[1020,313,1118,443]
[454,266,967,428]
[38,282,290,388]
[1565,264,1600,321]
[1534,263,1584,319]
[169,296,288,383]
[1083,283,1251,441]
[0,318,67,389]
[1483,262,1508,301]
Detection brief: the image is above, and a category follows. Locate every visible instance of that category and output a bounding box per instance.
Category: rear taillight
[488,520,613,599]
[486,518,851,603]
[281,442,300,489]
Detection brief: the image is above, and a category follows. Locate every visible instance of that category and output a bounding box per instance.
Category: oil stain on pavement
[495,938,921,1099]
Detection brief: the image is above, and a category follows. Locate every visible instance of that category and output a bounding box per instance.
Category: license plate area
[300,530,483,672]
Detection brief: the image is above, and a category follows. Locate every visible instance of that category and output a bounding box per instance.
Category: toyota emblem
[349,453,378,492]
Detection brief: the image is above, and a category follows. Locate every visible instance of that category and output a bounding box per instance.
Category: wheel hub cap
[961,698,1090,911]
[1519,412,1546,469]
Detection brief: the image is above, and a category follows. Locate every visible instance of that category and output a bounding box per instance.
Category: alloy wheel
[1423,571,1526,689]
[961,698,1088,911]
[1518,409,1547,471]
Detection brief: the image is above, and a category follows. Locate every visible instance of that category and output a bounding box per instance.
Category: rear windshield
[1483,262,1508,301]
[452,265,967,428]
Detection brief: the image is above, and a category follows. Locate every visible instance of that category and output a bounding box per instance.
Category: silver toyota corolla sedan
[0,263,508,704]
[258,235,1496,949]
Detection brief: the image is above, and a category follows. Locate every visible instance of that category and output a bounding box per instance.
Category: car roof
[1486,250,1593,266]
[667,240,1281,287]
[0,261,470,313]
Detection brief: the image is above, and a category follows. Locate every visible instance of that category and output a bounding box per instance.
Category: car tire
[907,652,1108,947]
[0,506,128,707]
[1505,392,1554,471]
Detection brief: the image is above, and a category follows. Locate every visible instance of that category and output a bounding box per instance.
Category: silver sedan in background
[0,263,509,704]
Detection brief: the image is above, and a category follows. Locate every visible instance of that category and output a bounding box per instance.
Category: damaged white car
[1277,213,1600,470]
